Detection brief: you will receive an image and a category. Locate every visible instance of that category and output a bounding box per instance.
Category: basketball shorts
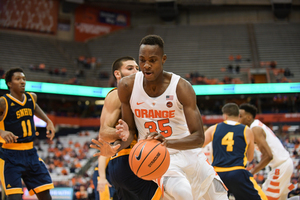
[0,147,54,196]
[262,158,294,200]
[108,154,161,200]
[163,148,228,200]
[217,169,267,200]
[92,165,116,200]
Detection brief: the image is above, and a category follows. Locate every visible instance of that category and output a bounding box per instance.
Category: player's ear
[162,54,167,65]
[114,70,121,80]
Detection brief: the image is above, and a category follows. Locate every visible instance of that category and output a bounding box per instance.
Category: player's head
[222,103,239,120]
[139,35,167,81]
[5,67,25,92]
[239,103,257,126]
[112,56,139,82]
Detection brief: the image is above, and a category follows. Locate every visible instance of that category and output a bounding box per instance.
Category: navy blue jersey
[0,92,36,143]
[212,121,248,171]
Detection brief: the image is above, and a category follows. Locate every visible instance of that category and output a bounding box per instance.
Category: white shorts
[163,148,228,200]
[262,157,294,200]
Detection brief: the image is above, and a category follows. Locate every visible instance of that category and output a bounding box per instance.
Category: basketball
[129,139,170,181]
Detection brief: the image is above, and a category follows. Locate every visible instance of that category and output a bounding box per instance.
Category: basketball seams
[136,142,162,176]
[129,139,170,180]
[140,145,168,179]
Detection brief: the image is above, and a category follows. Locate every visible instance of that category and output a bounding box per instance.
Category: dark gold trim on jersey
[7,94,27,106]
[0,97,8,143]
[211,123,218,163]
[250,177,268,200]
[214,166,245,172]
[110,148,131,160]
[106,88,117,98]
[0,96,8,123]
[28,183,54,195]
[2,142,33,150]
[243,127,249,167]
[151,187,162,200]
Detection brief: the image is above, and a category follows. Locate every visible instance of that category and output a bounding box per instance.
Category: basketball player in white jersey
[99,35,228,200]
[239,103,294,200]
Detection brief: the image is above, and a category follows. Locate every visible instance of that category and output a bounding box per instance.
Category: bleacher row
[0,23,299,86]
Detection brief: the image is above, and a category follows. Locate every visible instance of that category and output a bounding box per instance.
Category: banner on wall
[74,5,130,42]
[0,0,59,34]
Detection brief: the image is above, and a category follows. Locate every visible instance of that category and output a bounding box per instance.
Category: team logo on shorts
[166,101,173,108]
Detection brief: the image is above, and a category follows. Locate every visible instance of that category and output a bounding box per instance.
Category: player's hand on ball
[90,138,120,157]
[146,132,167,146]
[116,119,130,141]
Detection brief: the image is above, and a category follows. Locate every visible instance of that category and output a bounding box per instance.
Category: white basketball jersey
[250,119,290,168]
[130,72,190,154]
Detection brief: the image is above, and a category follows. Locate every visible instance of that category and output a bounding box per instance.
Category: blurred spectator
[235,54,242,62]
[228,54,234,62]
[48,67,54,75]
[54,68,60,75]
[61,67,67,76]
[284,68,294,77]
[270,61,277,69]
[235,65,240,73]
[227,64,233,73]
[39,63,46,71]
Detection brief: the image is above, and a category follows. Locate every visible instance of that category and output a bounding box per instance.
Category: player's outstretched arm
[31,93,55,140]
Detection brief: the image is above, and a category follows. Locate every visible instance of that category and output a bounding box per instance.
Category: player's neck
[10,91,25,102]
[226,116,239,122]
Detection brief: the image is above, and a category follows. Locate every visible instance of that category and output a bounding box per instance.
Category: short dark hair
[239,103,257,118]
[139,35,164,54]
[222,103,239,117]
[5,67,24,89]
[111,56,136,80]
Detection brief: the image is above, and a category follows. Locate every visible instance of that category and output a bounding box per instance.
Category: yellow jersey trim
[2,142,34,150]
[214,166,245,172]
[110,148,131,160]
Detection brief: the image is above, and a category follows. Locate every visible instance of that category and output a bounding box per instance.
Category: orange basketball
[129,139,170,181]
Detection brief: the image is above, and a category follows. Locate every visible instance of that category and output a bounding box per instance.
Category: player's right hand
[90,138,120,157]
[0,131,18,143]
[116,119,130,141]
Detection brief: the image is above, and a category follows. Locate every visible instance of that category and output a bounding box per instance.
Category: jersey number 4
[144,119,172,137]
[222,132,234,151]
[21,119,32,137]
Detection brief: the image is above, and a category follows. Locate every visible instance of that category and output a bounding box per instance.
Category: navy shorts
[108,155,161,200]
[218,169,265,200]
[0,147,53,196]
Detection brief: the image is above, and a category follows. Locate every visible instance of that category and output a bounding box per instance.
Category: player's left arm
[250,126,273,174]
[165,78,204,150]
[30,92,55,140]
[203,125,215,147]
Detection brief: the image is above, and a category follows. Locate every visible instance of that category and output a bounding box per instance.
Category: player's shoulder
[119,73,136,89]
[176,75,194,95]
